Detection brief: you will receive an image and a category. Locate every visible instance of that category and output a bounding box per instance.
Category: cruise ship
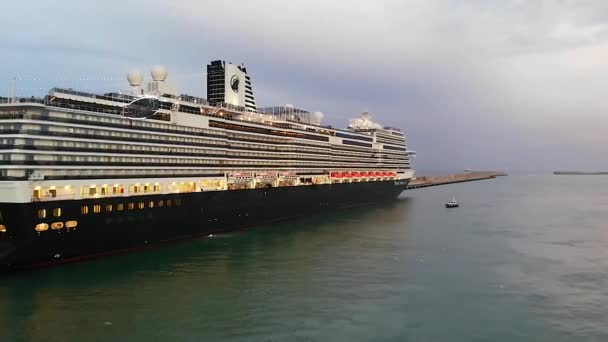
[0,61,414,270]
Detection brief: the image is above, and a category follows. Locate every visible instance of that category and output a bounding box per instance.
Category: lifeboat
[341,172,350,178]
[360,172,368,177]
[331,172,341,178]
[352,172,360,178]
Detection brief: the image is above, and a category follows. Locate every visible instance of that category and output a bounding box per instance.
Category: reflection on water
[1,177,608,341]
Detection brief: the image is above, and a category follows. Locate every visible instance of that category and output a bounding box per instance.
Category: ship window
[144,184,150,193]
[138,202,145,210]
[33,189,41,200]
[93,205,101,213]
[166,199,172,207]
[175,199,181,206]
[52,208,61,217]
[35,223,49,232]
[89,187,97,196]
[101,186,108,196]
[117,203,124,211]
[128,203,135,210]
[148,201,154,209]
[106,204,113,212]
[37,209,46,219]
[158,200,164,207]
[0,224,6,233]
[81,206,89,214]
[49,188,57,198]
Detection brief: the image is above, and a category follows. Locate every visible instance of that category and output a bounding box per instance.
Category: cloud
[1,0,608,171]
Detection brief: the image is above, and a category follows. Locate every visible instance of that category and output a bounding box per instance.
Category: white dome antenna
[127,70,143,87]
[151,65,168,82]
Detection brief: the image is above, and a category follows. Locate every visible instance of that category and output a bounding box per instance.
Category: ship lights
[51,222,64,230]
[35,223,49,232]
[65,221,78,228]
[0,225,6,233]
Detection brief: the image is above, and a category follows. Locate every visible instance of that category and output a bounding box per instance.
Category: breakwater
[407,171,506,189]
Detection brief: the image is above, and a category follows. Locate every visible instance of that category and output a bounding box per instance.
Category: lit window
[49,188,57,198]
[37,209,46,219]
[89,187,97,196]
[33,189,41,200]
[0,224,6,233]
[144,185,150,193]
[166,200,172,207]
[101,186,108,196]
[117,203,124,211]
[93,205,101,213]
[52,208,61,217]
[158,200,164,207]
[138,202,145,210]
[35,223,49,232]
[148,201,154,209]
[106,204,113,212]
[81,206,89,214]
[128,203,135,210]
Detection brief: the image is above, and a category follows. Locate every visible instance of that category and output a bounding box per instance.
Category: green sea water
[1,175,607,341]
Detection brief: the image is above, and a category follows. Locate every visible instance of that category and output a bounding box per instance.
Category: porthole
[35,223,49,232]
[51,222,64,230]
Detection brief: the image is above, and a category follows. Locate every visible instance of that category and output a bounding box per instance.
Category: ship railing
[32,193,77,202]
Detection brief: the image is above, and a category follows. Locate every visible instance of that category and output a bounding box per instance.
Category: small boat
[445,197,459,208]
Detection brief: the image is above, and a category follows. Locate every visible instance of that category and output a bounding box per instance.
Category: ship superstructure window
[158,200,164,207]
[148,201,154,209]
[89,186,97,196]
[138,202,145,210]
[37,209,46,219]
[33,188,41,200]
[113,185,123,195]
[106,204,113,212]
[101,185,108,196]
[128,203,135,210]
[81,206,89,214]
[117,203,124,211]
[52,208,61,217]
[93,205,101,213]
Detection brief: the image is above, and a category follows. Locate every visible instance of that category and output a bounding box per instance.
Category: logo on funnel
[230,75,239,93]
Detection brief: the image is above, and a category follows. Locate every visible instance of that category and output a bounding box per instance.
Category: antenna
[9,77,16,103]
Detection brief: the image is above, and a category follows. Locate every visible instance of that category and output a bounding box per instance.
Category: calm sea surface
[1,175,608,341]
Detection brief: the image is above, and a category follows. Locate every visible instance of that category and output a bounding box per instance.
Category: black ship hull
[0,180,408,271]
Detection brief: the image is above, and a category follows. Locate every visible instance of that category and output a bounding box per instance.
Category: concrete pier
[406,171,506,189]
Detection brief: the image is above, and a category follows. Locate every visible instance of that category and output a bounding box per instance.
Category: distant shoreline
[553,171,608,175]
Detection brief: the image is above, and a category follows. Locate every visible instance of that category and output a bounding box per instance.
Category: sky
[1,0,608,173]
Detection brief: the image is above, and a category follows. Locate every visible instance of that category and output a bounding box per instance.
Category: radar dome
[127,71,143,86]
[312,111,324,124]
[150,65,168,82]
